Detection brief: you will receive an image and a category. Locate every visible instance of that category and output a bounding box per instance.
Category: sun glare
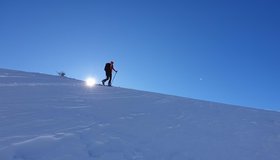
[85,77,96,87]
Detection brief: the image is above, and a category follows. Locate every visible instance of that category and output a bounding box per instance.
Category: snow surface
[0,68,280,160]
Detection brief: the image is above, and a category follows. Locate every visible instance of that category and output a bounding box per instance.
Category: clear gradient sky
[1,0,279,111]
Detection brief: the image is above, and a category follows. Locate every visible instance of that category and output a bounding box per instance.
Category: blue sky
[1,0,279,111]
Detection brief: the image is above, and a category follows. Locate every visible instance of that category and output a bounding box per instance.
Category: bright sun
[85,77,96,87]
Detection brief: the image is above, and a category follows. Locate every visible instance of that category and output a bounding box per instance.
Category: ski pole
[112,71,117,84]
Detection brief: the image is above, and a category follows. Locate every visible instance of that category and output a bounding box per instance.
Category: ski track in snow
[1,69,280,160]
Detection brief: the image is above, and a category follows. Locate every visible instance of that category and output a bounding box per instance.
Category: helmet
[110,61,114,64]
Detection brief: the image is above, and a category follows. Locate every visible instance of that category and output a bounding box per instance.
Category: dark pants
[102,72,112,86]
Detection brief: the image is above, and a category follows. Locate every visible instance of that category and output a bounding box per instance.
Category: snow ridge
[0,68,280,160]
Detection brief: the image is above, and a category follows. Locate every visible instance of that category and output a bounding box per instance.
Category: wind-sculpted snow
[0,68,280,160]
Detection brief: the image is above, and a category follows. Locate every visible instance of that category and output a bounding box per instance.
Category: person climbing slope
[102,61,117,86]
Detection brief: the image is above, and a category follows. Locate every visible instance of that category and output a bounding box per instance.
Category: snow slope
[0,68,280,160]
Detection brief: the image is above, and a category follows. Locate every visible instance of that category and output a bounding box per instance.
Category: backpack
[104,63,111,71]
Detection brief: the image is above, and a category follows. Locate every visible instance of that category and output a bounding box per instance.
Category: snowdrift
[0,68,280,160]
